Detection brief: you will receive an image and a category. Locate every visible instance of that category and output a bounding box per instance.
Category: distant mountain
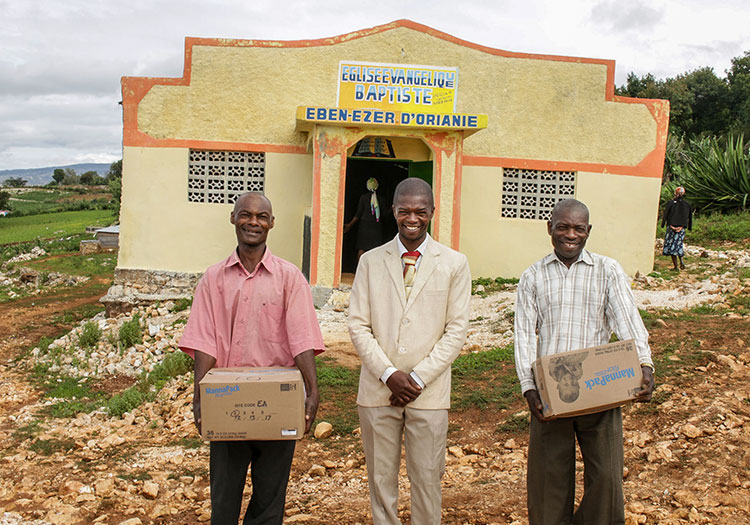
[0,163,112,186]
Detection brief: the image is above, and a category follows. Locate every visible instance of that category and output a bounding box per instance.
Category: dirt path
[0,251,749,524]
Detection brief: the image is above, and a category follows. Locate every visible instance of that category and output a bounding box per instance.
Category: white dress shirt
[380,234,430,388]
[514,250,653,394]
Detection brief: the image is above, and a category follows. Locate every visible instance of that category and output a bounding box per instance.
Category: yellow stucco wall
[460,166,661,278]
[119,147,311,273]
[137,26,656,167]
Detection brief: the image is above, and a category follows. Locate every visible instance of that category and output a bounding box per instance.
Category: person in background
[344,177,384,263]
[179,192,324,525]
[514,199,655,525]
[348,178,471,524]
[661,186,693,271]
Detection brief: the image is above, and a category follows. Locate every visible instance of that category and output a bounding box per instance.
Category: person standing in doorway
[348,178,471,525]
[662,186,693,271]
[514,199,655,525]
[179,192,325,525]
[344,177,384,263]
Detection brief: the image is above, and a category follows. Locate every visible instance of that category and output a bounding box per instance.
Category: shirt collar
[544,249,593,267]
[224,245,275,276]
[396,233,430,257]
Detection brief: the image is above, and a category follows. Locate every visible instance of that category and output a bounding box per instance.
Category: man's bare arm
[294,349,319,434]
[192,350,216,434]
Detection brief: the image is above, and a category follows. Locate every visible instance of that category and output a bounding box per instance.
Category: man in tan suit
[348,178,471,525]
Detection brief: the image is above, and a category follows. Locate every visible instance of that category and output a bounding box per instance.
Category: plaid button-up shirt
[514,250,653,394]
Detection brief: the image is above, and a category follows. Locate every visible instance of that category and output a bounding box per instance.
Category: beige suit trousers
[358,405,448,525]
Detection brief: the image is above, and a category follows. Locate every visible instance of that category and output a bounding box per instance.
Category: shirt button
[402,319,409,325]
[398,347,406,354]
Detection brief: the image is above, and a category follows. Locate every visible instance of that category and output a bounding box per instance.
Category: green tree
[728,51,750,137]
[106,159,122,181]
[0,190,10,209]
[80,171,105,185]
[52,168,65,184]
[61,168,80,186]
[4,177,27,188]
[109,176,122,217]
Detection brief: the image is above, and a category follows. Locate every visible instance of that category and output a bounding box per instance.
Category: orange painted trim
[451,137,464,251]
[431,152,443,241]
[332,154,348,289]
[123,19,646,149]
[462,96,669,179]
[185,20,614,70]
[309,134,322,285]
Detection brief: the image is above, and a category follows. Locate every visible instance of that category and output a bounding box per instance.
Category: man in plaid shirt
[514,199,655,525]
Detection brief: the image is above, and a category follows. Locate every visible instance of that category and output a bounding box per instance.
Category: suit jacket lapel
[405,239,439,312]
[383,239,407,309]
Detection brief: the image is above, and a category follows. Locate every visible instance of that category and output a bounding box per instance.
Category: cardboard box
[199,367,305,441]
[532,340,644,419]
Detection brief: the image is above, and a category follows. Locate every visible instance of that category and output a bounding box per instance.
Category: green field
[25,252,118,278]
[0,210,114,245]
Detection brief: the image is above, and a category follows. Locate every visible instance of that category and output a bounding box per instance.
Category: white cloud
[1,0,749,169]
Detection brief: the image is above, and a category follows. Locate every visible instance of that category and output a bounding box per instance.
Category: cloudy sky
[2,0,749,170]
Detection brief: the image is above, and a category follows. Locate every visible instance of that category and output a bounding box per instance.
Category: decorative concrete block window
[501,168,576,220]
[187,150,265,204]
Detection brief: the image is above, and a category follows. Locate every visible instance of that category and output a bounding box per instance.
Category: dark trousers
[210,440,296,525]
[527,407,624,525]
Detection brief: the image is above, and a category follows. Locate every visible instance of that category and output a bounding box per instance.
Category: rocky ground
[0,244,748,524]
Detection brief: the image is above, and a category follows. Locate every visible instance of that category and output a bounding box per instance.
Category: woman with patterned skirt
[661,186,693,270]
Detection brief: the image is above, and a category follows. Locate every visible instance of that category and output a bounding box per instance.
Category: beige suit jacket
[348,236,471,409]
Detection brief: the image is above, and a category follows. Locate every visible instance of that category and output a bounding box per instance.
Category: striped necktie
[402,250,420,299]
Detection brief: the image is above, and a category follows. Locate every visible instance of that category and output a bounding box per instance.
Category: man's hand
[193,400,202,434]
[294,349,320,434]
[192,350,216,437]
[304,389,320,434]
[386,370,422,406]
[524,389,548,422]
[634,366,655,402]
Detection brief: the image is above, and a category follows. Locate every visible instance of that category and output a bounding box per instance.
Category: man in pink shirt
[179,192,324,525]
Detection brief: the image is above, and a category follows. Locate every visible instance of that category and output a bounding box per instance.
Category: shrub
[107,386,149,418]
[119,314,143,349]
[678,134,750,214]
[78,321,102,349]
[171,297,193,312]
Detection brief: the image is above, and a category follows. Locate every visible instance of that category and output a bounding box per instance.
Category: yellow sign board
[296,106,488,132]
[338,61,458,113]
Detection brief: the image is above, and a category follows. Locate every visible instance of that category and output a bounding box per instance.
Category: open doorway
[341,156,433,280]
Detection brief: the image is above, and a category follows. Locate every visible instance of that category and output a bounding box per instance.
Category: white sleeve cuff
[380,366,398,384]
[520,378,536,394]
[409,371,425,388]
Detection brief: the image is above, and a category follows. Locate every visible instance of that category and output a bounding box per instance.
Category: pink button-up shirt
[179,247,325,367]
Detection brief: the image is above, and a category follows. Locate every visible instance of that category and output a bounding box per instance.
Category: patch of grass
[51,302,105,326]
[316,357,359,435]
[172,297,193,312]
[472,276,519,296]
[452,345,519,409]
[107,351,194,418]
[0,209,114,245]
[107,387,150,418]
[117,469,152,482]
[496,412,530,433]
[655,209,750,250]
[119,314,143,349]
[29,438,76,456]
[26,252,117,278]
[147,351,194,391]
[178,437,204,449]
[12,420,44,442]
[78,321,102,349]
